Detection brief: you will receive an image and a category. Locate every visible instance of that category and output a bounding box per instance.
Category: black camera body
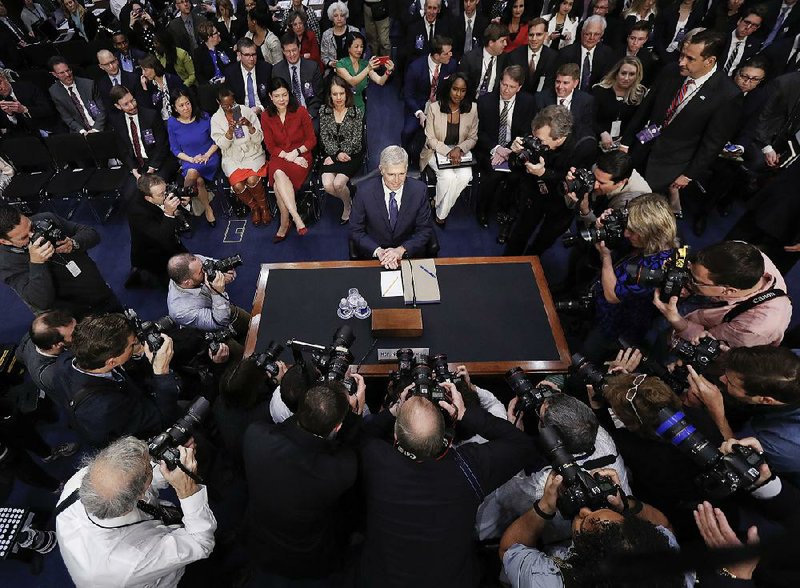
[626,246,691,303]
[672,336,721,372]
[124,308,175,353]
[431,353,462,385]
[656,407,764,499]
[538,425,620,518]
[509,135,548,171]
[555,293,594,313]
[167,182,198,200]
[289,326,357,394]
[148,397,210,470]
[561,168,595,202]
[204,325,237,355]
[202,255,243,281]
[252,340,285,379]
[563,208,628,249]
[30,220,64,248]
[505,367,554,416]
[570,353,608,400]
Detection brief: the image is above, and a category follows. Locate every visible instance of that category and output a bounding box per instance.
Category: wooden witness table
[245,256,571,375]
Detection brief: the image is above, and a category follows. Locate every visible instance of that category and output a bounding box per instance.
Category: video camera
[509,136,548,171]
[287,325,356,394]
[562,208,628,249]
[561,168,595,203]
[123,308,175,353]
[30,219,64,248]
[202,255,243,282]
[655,407,764,499]
[204,325,236,355]
[148,396,210,472]
[252,340,285,380]
[505,367,555,417]
[626,246,691,303]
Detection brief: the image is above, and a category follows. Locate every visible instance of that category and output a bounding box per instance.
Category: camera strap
[452,448,485,502]
[722,287,787,323]
[54,488,80,518]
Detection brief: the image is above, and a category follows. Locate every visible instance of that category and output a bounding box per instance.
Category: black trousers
[476,167,523,219]
[504,179,575,256]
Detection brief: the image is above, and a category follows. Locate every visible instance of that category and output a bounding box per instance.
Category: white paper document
[380,270,404,297]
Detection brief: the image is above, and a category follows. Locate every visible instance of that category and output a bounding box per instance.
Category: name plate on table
[401,259,440,305]
[371,308,423,338]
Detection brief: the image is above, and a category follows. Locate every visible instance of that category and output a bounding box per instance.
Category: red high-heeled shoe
[297,226,309,236]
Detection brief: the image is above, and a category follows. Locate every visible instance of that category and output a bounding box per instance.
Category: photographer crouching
[582,194,679,363]
[502,104,596,256]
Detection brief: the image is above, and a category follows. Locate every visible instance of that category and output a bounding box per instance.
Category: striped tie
[663,78,694,126]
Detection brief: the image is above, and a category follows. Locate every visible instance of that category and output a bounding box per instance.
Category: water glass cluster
[337,288,371,320]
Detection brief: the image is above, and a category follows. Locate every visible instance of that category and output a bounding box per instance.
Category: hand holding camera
[348,373,367,415]
[144,333,174,375]
[28,236,54,264]
[206,268,227,293]
[164,193,181,217]
[437,381,464,421]
[159,445,200,499]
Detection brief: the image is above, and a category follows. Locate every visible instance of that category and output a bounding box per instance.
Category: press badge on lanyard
[65,260,82,277]
[636,123,661,144]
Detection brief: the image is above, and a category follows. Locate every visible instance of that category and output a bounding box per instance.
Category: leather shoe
[692,214,707,237]
[273,233,287,243]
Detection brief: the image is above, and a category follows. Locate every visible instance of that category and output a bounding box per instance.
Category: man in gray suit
[167,0,208,52]
[48,56,106,134]
[272,33,323,131]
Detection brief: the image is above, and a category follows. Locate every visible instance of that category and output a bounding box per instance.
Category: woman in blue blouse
[585,193,678,361]
[167,89,221,226]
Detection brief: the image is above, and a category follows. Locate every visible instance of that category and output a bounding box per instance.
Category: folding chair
[84,131,128,222]
[44,134,96,219]
[0,136,55,212]
[58,39,98,67]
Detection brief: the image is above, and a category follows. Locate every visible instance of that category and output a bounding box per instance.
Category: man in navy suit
[225,38,273,116]
[402,36,458,164]
[719,5,765,76]
[507,17,557,95]
[550,15,616,92]
[112,32,146,74]
[95,49,147,115]
[350,146,434,268]
[535,63,596,137]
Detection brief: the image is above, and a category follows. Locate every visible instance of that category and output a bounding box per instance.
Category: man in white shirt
[56,436,216,588]
[721,5,765,75]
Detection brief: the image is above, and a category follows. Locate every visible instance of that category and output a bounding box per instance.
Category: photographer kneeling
[503,104,596,256]
[583,194,678,362]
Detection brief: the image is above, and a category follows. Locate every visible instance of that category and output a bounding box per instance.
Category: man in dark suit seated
[402,35,457,165]
[0,69,57,137]
[508,17,557,95]
[474,65,536,239]
[350,145,434,269]
[615,20,659,86]
[551,15,616,92]
[112,31,146,74]
[458,22,509,99]
[48,56,106,135]
[95,49,146,116]
[108,85,178,200]
[272,33,323,132]
[167,0,208,52]
[719,5,766,76]
[620,29,742,197]
[451,0,489,60]
[127,174,189,288]
[757,0,800,50]
[535,63,596,137]
[226,38,273,117]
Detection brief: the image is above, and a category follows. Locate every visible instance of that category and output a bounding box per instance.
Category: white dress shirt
[382,180,405,215]
[56,466,217,588]
[672,64,717,119]
[240,64,264,111]
[126,113,150,159]
[479,48,498,95]
[61,82,95,128]
[557,91,574,109]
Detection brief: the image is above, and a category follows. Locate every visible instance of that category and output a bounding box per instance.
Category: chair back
[45,133,94,166]
[85,131,125,164]
[0,136,54,172]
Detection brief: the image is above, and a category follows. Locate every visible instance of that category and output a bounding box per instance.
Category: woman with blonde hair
[583,193,678,361]
[592,57,646,151]
[623,0,657,30]
[62,0,98,41]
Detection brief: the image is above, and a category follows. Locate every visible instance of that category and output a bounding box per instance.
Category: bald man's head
[395,396,446,460]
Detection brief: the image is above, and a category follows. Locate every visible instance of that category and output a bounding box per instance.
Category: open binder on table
[400,259,440,305]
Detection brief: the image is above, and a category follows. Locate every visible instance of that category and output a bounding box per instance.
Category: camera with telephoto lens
[505,367,555,416]
[252,340,285,379]
[655,407,764,499]
[288,326,357,394]
[570,353,608,402]
[431,353,463,385]
[561,168,596,203]
[148,396,210,470]
[509,135,548,171]
[626,246,691,303]
[202,255,243,281]
[555,292,594,313]
[538,425,620,518]
[410,362,450,404]
[123,308,175,353]
[204,325,236,355]
[29,220,65,248]
[167,182,198,200]
[395,348,415,379]
[562,208,628,248]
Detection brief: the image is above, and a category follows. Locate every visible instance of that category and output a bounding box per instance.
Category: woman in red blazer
[261,77,317,242]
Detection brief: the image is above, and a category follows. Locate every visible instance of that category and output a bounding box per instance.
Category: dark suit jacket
[64,9,98,41]
[734,85,768,149]
[762,34,800,79]
[48,78,106,133]
[225,61,273,109]
[622,65,743,190]
[476,89,537,168]
[110,107,172,172]
[127,197,187,276]
[242,415,358,577]
[534,88,596,136]
[94,70,145,115]
[751,72,800,151]
[142,73,186,116]
[403,54,458,115]
[271,59,323,120]
[720,32,760,72]
[167,13,208,52]
[215,16,247,51]
[551,42,616,90]
[350,176,434,258]
[507,44,558,95]
[652,1,706,61]
[405,16,455,62]
[0,81,56,136]
[458,47,507,97]
[450,11,490,59]
[757,1,800,45]
[115,47,147,74]
[193,45,235,85]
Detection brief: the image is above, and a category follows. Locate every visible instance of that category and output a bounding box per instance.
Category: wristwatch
[69,238,79,251]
